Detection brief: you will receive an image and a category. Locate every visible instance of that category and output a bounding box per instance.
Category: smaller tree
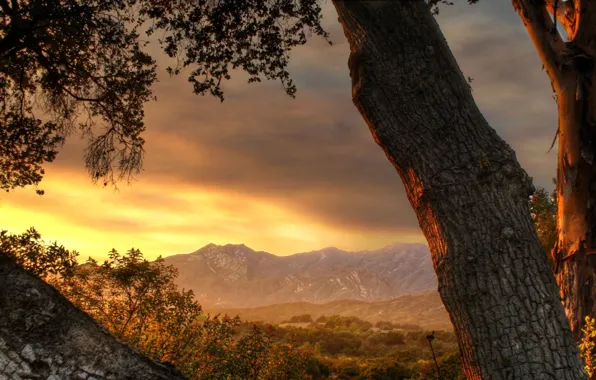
[258,336,312,380]
[282,314,313,324]
[53,248,206,366]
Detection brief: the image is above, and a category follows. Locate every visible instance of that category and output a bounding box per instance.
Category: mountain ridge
[164,242,437,308]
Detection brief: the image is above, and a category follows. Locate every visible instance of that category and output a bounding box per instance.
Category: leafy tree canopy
[0,0,329,193]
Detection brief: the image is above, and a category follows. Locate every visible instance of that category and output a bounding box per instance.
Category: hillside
[164,242,437,308]
[207,291,452,331]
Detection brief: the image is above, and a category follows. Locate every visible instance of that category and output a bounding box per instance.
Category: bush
[360,362,414,379]
[580,316,596,377]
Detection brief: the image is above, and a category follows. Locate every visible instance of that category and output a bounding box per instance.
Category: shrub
[580,316,596,377]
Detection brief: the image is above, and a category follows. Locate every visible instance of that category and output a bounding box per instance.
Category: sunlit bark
[514,0,596,341]
[331,0,586,378]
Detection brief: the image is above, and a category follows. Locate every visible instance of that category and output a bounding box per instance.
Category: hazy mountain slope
[208,291,451,331]
[164,242,437,308]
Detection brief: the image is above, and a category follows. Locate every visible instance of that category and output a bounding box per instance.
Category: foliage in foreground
[1,227,463,378]
[0,227,78,277]
[1,228,311,379]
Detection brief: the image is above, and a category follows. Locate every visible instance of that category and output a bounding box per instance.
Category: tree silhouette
[0,0,329,191]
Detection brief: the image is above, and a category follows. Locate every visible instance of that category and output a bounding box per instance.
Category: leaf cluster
[580,316,596,378]
[529,186,557,269]
[427,0,479,15]
[0,0,157,189]
[0,227,78,277]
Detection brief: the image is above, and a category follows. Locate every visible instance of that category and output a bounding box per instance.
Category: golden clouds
[1,168,421,261]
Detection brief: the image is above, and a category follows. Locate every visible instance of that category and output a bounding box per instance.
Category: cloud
[2,1,559,258]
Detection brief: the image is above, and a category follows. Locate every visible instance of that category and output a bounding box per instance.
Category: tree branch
[545,0,576,38]
[512,0,566,93]
[29,43,108,103]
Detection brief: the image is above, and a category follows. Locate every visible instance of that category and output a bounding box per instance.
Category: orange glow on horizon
[1,168,425,262]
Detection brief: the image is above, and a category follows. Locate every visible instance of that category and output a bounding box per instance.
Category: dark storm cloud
[48,1,557,236]
[143,76,419,232]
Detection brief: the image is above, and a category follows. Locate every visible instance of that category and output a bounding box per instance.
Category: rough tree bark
[513,0,596,341]
[331,1,587,378]
[0,253,186,380]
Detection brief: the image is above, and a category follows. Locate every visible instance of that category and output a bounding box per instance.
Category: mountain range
[164,242,437,308]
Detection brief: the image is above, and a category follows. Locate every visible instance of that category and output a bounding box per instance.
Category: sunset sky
[0,1,558,261]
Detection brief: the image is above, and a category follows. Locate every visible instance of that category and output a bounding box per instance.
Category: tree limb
[512,0,566,93]
[545,0,576,38]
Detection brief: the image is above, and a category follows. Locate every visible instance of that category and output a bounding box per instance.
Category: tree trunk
[510,0,596,342]
[0,253,186,380]
[553,71,596,340]
[508,0,596,341]
[331,1,587,378]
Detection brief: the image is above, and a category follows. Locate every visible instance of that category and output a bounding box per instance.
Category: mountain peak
[164,242,436,308]
[195,242,251,252]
